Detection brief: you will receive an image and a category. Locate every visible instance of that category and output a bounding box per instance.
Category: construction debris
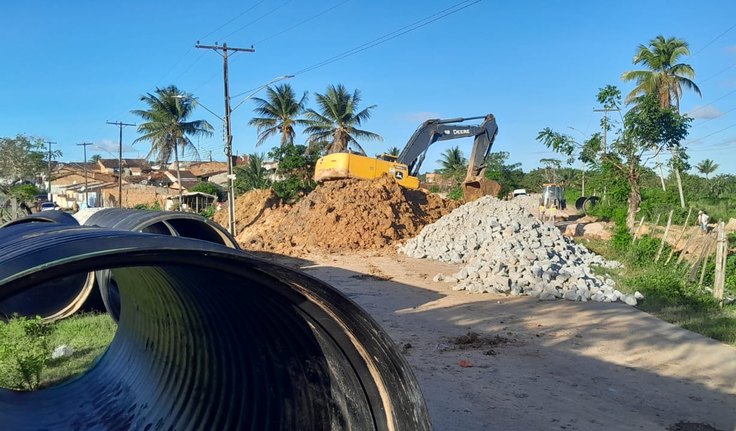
[400,196,640,305]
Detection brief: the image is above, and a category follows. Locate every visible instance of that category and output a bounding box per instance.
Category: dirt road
[265,250,736,431]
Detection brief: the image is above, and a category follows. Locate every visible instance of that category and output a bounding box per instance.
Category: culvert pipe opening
[0,224,430,430]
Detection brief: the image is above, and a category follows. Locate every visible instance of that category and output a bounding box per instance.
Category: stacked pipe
[0,219,430,429]
[0,209,238,321]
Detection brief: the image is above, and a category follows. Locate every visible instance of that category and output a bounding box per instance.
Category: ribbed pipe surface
[0,224,430,430]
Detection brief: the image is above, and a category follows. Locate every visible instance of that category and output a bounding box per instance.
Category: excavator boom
[313,114,500,201]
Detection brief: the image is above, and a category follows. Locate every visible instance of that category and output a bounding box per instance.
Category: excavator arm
[397,115,498,177]
[313,113,500,201]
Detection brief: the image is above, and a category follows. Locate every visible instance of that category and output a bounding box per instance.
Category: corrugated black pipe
[0,223,430,430]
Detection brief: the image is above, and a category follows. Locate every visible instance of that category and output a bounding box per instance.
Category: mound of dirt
[213,188,282,231]
[236,176,459,255]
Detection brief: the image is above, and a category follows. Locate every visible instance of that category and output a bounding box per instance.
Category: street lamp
[176,74,293,235]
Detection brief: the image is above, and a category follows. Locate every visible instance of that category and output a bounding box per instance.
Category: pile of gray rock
[400,196,641,305]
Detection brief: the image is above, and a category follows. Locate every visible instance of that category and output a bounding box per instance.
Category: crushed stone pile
[236,176,459,255]
[399,196,641,305]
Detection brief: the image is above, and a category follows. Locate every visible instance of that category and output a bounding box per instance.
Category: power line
[199,0,267,42]
[686,121,736,145]
[687,88,736,115]
[699,61,736,84]
[291,0,481,76]
[221,1,292,40]
[691,22,736,58]
[253,1,350,46]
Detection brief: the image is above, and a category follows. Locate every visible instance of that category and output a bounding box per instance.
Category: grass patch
[0,313,116,390]
[582,237,736,346]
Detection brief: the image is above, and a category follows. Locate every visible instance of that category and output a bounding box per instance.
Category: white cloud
[398,111,442,123]
[688,105,723,120]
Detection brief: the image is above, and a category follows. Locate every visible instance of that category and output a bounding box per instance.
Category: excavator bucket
[463,177,501,202]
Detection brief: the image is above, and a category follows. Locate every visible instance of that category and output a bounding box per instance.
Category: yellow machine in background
[314,153,419,189]
[314,115,499,199]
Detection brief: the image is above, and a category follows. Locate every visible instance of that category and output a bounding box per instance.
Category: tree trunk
[656,152,666,191]
[626,168,641,230]
[671,147,685,208]
[174,144,183,211]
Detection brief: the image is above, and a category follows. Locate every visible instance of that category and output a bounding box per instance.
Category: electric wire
[291,0,482,76]
[691,22,736,58]
[253,1,350,46]
[198,0,268,42]
[222,1,292,40]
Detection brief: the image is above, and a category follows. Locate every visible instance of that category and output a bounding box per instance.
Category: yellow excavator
[314,114,500,201]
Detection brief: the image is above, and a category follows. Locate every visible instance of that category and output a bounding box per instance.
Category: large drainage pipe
[0,210,239,321]
[0,223,431,430]
[80,209,239,322]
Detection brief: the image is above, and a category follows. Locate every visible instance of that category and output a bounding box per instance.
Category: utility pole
[77,142,93,208]
[45,141,57,201]
[195,41,255,236]
[106,121,136,208]
[593,107,620,155]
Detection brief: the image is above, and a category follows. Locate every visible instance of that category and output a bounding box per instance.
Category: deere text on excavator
[313,114,500,201]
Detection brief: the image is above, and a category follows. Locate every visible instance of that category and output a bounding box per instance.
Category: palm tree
[132,85,213,209]
[621,35,701,109]
[387,146,401,157]
[304,84,382,154]
[440,146,467,175]
[696,158,719,180]
[622,35,701,208]
[248,84,309,148]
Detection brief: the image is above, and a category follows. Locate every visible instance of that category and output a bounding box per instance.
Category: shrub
[0,315,55,390]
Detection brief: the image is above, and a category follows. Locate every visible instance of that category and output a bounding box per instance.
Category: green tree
[234,153,271,195]
[304,84,382,154]
[484,151,525,198]
[189,181,225,201]
[621,35,701,109]
[131,86,213,207]
[269,145,319,202]
[539,158,562,183]
[621,35,701,208]
[248,84,309,148]
[439,146,467,175]
[387,146,401,157]
[90,154,102,163]
[540,88,691,228]
[0,135,54,186]
[696,158,718,180]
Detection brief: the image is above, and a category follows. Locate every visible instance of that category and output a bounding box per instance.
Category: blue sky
[2,1,735,175]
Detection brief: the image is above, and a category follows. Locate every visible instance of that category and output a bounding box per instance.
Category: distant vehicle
[40,202,59,211]
[512,189,527,197]
[540,183,566,209]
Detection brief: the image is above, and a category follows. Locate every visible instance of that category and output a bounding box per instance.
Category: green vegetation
[0,313,116,390]
[585,235,736,345]
[304,84,382,154]
[131,85,214,206]
[234,153,271,195]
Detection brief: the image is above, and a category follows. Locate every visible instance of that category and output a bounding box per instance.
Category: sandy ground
[262,249,736,431]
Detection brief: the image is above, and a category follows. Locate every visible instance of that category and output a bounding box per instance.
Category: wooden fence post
[632,215,646,244]
[666,207,693,265]
[699,237,714,288]
[648,213,661,239]
[655,210,674,262]
[677,226,701,265]
[714,222,727,307]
